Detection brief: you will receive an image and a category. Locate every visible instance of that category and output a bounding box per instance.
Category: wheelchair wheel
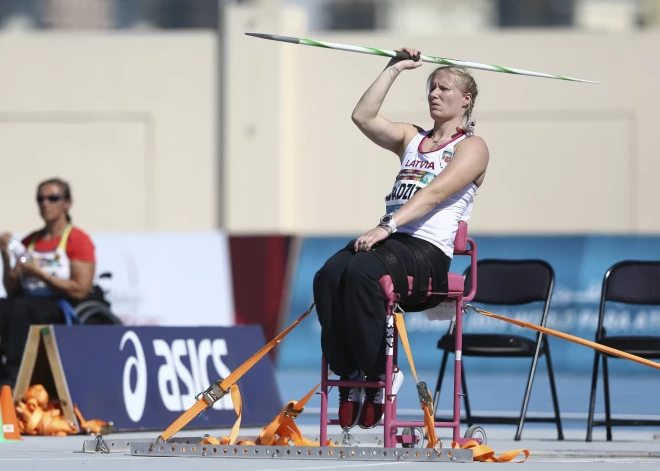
[75,301,123,325]
[464,425,487,445]
[401,427,425,448]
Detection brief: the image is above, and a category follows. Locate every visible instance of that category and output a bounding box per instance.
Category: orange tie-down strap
[201,374,333,447]
[465,305,660,372]
[157,303,316,443]
[453,440,530,463]
[393,311,439,450]
[394,310,530,462]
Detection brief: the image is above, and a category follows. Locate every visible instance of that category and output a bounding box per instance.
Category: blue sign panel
[50,325,282,431]
[278,235,660,375]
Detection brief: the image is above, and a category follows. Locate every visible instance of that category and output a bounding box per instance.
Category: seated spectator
[0,178,95,387]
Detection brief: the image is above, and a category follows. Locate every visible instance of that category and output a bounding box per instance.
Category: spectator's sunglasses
[37,195,64,203]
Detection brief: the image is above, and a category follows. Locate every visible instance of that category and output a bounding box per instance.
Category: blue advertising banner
[277,235,660,375]
[50,325,282,431]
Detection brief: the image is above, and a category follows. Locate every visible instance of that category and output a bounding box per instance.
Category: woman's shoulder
[401,124,430,151]
[410,124,430,136]
[65,226,96,261]
[399,123,429,137]
[457,133,488,151]
[68,226,94,245]
[455,134,490,166]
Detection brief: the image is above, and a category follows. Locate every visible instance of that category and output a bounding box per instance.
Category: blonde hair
[426,66,478,134]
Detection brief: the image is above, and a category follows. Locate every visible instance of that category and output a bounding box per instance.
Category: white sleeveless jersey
[384,130,477,259]
[21,225,73,297]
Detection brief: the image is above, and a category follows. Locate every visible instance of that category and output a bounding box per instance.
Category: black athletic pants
[0,297,65,388]
[313,234,451,378]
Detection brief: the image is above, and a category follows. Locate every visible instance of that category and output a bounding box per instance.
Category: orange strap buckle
[283,403,304,419]
[416,381,433,408]
[195,379,228,410]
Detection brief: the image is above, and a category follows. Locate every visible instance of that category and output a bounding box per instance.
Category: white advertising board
[0,231,236,327]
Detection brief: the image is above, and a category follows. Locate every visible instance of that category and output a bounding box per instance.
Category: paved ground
[4,368,660,470]
[3,422,660,470]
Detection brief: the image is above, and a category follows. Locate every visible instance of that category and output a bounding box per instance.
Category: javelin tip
[245,32,300,44]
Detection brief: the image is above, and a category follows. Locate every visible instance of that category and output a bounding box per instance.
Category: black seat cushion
[600,335,660,359]
[437,333,539,358]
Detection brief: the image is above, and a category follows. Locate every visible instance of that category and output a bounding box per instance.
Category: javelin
[245,32,598,84]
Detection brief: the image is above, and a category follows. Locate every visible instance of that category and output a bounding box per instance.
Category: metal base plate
[130,441,473,462]
[316,432,384,447]
[81,435,219,454]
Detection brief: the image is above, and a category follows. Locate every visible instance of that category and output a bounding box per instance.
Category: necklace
[431,129,462,148]
[431,134,446,149]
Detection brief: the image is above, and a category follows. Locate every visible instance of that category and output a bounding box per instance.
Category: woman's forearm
[2,256,19,296]
[391,190,439,229]
[34,273,89,301]
[351,61,404,125]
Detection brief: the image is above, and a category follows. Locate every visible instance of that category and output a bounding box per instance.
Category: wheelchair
[71,272,123,325]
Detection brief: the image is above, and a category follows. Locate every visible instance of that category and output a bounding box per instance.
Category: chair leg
[586,352,601,442]
[433,350,450,418]
[543,340,564,440]
[515,335,543,441]
[320,355,329,446]
[602,355,612,441]
[460,360,472,427]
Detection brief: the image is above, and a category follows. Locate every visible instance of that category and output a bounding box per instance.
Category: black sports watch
[379,214,397,234]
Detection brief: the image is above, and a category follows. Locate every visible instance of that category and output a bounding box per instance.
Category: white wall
[0,32,218,233]
[1,7,658,237]
[224,5,660,235]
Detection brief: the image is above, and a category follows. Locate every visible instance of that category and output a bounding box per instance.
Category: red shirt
[22,227,96,263]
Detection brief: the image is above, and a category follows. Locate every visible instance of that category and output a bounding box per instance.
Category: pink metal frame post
[320,237,478,448]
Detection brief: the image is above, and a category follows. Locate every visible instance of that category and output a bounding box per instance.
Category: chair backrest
[602,261,660,305]
[464,259,554,306]
[595,260,660,338]
[453,220,478,302]
[454,220,468,254]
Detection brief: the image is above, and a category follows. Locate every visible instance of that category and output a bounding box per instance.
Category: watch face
[381,215,392,224]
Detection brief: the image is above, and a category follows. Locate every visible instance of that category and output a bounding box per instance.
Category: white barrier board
[0,231,235,326]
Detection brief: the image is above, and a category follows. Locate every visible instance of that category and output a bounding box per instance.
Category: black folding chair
[586,260,660,442]
[432,259,563,441]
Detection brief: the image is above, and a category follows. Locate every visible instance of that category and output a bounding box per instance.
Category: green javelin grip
[245,32,598,84]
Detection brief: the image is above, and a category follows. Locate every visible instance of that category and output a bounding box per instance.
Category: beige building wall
[0,32,218,233]
[225,5,659,235]
[0,6,657,237]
